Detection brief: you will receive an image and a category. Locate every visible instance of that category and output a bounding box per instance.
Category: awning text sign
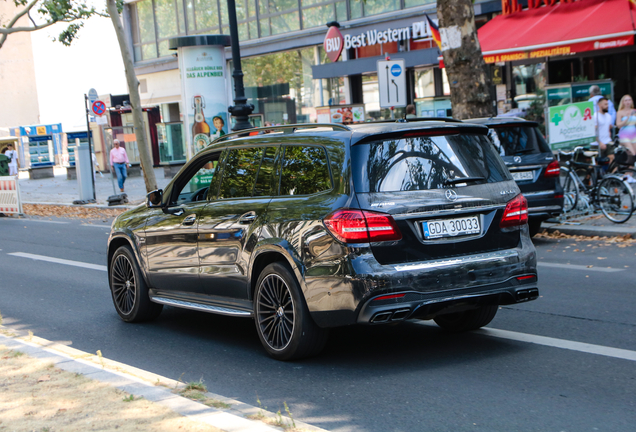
[548,101,595,150]
[483,35,634,63]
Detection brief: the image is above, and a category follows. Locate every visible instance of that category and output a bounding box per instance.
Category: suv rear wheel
[109,245,163,322]
[254,262,328,360]
[433,305,498,332]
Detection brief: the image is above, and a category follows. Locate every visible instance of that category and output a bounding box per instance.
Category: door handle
[182,214,197,226]
[238,211,257,223]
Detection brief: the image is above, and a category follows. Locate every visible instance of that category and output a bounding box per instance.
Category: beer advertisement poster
[177,45,229,160]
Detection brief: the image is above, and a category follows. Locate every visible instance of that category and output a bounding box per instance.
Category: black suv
[466,118,563,236]
[107,121,538,360]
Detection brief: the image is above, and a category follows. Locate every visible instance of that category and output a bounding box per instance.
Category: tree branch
[4,0,39,30]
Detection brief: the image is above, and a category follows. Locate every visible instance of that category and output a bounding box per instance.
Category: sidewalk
[0,329,325,432]
[541,213,636,238]
[17,166,172,207]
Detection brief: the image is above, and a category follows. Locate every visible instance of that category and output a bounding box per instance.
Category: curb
[542,222,636,238]
[0,330,328,432]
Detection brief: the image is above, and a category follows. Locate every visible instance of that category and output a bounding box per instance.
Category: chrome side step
[151,296,252,317]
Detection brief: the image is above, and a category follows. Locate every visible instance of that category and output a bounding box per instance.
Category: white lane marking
[538,262,623,273]
[7,252,107,272]
[476,327,636,362]
[6,219,68,224]
[415,321,636,362]
[81,224,112,228]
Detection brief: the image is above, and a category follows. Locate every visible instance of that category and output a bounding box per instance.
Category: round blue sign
[390,64,402,77]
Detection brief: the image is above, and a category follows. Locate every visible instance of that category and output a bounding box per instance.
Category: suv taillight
[500,195,528,228]
[324,209,402,243]
[544,160,560,178]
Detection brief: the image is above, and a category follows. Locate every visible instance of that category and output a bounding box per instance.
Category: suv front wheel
[109,245,163,322]
[254,262,328,360]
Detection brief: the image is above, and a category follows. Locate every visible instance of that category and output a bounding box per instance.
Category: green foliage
[1,0,104,50]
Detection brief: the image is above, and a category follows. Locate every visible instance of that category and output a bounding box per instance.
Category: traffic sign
[88,88,98,104]
[91,100,106,117]
[377,59,406,108]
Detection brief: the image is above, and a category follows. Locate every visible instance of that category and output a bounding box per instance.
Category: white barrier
[0,176,22,215]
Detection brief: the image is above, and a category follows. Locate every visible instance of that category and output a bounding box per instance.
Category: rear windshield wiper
[444,176,486,185]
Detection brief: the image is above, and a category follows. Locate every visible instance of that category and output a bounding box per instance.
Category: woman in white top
[5,143,18,176]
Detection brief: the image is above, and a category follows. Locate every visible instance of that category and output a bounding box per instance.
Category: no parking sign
[91,100,106,117]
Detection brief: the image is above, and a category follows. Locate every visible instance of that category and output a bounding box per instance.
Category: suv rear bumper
[524,190,563,220]
[306,228,537,328]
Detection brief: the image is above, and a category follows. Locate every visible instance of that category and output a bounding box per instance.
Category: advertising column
[170,35,232,160]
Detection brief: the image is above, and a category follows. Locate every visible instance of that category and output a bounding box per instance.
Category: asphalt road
[1,215,635,432]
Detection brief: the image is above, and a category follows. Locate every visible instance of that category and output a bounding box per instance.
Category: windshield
[488,125,551,156]
[352,134,511,193]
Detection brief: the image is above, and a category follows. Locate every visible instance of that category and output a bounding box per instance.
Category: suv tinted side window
[219,147,263,199]
[280,146,332,196]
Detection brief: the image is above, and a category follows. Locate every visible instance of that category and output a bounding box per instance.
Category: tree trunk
[437,0,493,120]
[106,0,157,193]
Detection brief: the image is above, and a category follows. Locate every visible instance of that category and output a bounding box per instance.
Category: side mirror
[147,189,163,207]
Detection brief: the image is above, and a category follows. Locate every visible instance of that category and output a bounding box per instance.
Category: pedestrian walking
[0,149,10,176]
[109,139,130,193]
[593,97,614,163]
[589,85,616,124]
[616,94,636,156]
[4,143,19,176]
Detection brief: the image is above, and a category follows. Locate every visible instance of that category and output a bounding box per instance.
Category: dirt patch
[22,204,125,220]
[0,345,222,432]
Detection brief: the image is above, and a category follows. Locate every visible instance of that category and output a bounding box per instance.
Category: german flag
[426,15,442,51]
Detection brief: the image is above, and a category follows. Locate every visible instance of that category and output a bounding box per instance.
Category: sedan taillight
[324,209,402,243]
[500,195,528,228]
[544,160,560,178]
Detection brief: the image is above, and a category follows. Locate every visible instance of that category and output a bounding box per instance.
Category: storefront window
[513,63,546,109]
[362,0,400,17]
[414,69,435,99]
[195,0,219,31]
[157,123,186,163]
[239,48,319,125]
[405,0,435,6]
[271,12,300,35]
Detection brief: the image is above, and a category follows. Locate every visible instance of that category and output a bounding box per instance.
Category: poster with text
[548,101,595,150]
[177,45,229,160]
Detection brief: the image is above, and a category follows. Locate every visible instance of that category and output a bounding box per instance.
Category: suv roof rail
[210,123,351,145]
[367,117,463,124]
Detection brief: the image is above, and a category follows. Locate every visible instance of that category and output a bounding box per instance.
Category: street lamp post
[226,0,254,131]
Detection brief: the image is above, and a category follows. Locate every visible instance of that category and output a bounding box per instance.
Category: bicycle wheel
[560,168,578,212]
[598,177,634,223]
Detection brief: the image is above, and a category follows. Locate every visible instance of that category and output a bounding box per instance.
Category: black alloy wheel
[256,273,295,351]
[111,253,136,315]
[254,262,328,360]
[109,245,163,322]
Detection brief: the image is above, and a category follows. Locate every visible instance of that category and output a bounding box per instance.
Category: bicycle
[559,146,634,223]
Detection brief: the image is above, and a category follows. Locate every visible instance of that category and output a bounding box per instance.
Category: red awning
[477,0,636,63]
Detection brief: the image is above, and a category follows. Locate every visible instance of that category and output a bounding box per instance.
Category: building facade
[125,0,636,164]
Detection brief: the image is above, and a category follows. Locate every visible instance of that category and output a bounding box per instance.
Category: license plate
[423,216,480,239]
[512,171,534,181]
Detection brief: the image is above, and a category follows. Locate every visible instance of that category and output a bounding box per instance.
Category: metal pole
[84,94,96,201]
[226,0,254,131]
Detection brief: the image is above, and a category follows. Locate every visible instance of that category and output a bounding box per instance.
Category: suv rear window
[352,134,511,193]
[488,125,551,156]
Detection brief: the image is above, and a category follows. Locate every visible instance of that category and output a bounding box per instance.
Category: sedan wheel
[254,262,328,360]
[111,254,136,315]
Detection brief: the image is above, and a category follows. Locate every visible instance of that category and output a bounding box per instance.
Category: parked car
[465,117,563,236]
[107,121,538,360]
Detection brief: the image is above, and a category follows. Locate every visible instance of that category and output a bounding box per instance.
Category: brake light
[373,293,406,301]
[402,130,459,138]
[500,194,528,228]
[324,209,402,243]
[544,160,560,178]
